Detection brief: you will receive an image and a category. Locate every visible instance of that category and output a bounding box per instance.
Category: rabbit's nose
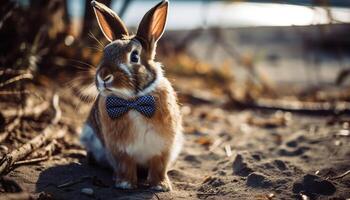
[103,74,114,83]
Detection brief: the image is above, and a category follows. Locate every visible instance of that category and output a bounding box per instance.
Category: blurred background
[1,0,350,109]
[1,1,350,199]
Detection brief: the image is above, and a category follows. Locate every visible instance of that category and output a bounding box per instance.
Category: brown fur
[84,0,181,191]
[97,78,178,147]
[88,77,180,189]
[86,96,104,145]
[147,152,171,190]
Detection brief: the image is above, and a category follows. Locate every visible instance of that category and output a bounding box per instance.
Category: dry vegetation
[0,1,350,200]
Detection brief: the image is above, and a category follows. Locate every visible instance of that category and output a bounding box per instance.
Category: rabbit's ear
[91,1,128,42]
[136,0,168,46]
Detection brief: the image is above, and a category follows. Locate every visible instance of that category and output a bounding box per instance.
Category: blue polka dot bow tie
[106,95,156,119]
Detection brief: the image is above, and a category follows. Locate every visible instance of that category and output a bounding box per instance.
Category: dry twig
[226,94,350,115]
[0,69,29,76]
[51,94,61,124]
[209,138,223,152]
[0,73,33,88]
[224,144,232,157]
[0,117,20,143]
[0,96,52,143]
[0,126,66,174]
[0,192,32,200]
[2,101,50,118]
[0,94,64,174]
[14,156,49,166]
[0,91,31,96]
[330,170,350,180]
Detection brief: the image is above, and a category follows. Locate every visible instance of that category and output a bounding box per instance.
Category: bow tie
[105,95,156,119]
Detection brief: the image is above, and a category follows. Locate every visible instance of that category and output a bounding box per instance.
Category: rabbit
[80,0,183,191]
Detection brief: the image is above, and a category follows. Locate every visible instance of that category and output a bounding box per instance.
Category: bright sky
[31,0,350,29]
[120,1,350,29]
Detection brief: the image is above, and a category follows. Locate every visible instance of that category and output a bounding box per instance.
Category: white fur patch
[108,87,134,98]
[136,62,163,97]
[124,111,166,165]
[98,87,134,99]
[150,185,164,191]
[96,74,105,90]
[115,181,132,189]
[80,124,106,164]
[119,63,132,77]
[170,129,184,164]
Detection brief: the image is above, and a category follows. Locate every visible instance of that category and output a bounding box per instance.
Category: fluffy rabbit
[80,0,183,191]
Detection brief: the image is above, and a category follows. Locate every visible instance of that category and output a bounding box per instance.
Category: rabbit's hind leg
[80,124,110,168]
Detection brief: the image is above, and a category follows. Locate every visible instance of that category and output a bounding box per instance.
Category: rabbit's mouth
[99,87,134,99]
[96,73,134,98]
[96,74,113,90]
[96,75,133,98]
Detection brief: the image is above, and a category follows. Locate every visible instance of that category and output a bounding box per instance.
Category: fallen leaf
[195,136,213,146]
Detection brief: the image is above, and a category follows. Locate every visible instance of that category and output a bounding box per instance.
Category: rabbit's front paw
[150,179,172,192]
[114,180,136,190]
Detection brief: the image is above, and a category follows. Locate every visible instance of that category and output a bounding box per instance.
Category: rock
[273,160,287,170]
[263,163,275,169]
[204,177,225,187]
[0,176,23,193]
[210,178,225,187]
[246,172,272,188]
[286,140,298,147]
[184,155,201,164]
[251,154,261,161]
[81,188,94,196]
[278,146,309,156]
[232,154,253,176]
[217,170,226,176]
[292,174,336,196]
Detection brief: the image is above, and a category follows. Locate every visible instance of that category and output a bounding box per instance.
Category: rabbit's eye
[130,51,139,63]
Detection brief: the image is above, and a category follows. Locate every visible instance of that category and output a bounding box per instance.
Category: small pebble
[292,174,336,196]
[337,129,349,136]
[232,154,253,176]
[246,172,272,188]
[286,140,298,148]
[334,140,341,146]
[274,159,287,170]
[342,122,349,129]
[81,188,94,196]
[301,194,310,200]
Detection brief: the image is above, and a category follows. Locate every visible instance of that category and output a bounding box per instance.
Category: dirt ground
[1,75,350,200]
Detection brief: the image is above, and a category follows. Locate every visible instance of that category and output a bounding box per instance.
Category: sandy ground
[1,76,350,200]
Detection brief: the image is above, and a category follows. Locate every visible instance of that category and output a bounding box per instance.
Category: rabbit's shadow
[36,158,158,200]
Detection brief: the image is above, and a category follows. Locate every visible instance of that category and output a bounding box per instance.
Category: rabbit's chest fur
[124,111,165,164]
[100,109,167,165]
[97,85,176,166]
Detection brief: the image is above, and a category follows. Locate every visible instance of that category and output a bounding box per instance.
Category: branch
[0,94,64,175]
[0,126,66,175]
[0,192,32,200]
[0,73,33,88]
[2,101,50,118]
[14,156,49,166]
[0,117,20,143]
[330,170,350,180]
[226,96,350,115]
